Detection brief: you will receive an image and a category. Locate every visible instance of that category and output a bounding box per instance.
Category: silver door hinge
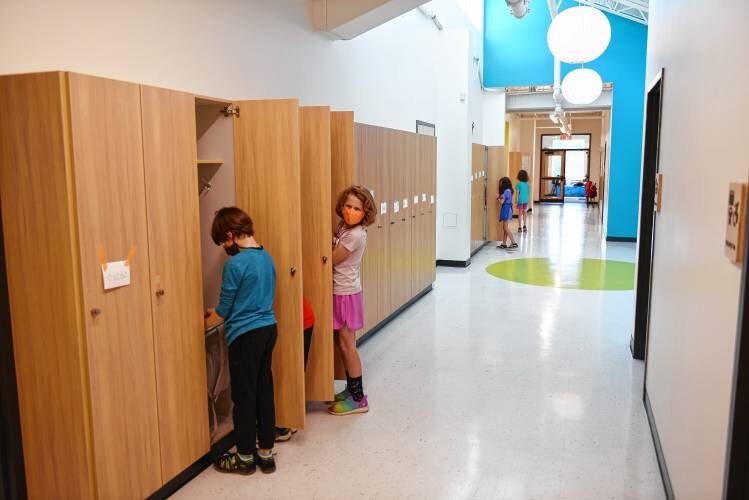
[222,104,239,117]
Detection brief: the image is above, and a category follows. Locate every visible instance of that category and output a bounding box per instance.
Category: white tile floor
[175,203,665,500]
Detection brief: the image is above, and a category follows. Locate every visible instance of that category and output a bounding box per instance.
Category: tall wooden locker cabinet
[232,99,306,430]
[0,72,209,499]
[487,146,506,241]
[299,106,334,401]
[140,85,210,482]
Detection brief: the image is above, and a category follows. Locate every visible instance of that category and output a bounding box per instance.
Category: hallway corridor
[176,204,664,499]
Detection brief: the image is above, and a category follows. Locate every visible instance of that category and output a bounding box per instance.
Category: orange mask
[343,207,364,226]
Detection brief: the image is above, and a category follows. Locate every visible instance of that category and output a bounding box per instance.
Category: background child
[497,177,518,249]
[516,169,530,233]
[329,185,376,416]
[275,298,315,442]
[206,206,278,475]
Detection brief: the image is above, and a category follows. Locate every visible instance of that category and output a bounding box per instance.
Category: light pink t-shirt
[333,224,367,295]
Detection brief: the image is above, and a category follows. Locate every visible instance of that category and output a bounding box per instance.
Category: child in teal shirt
[516,169,530,233]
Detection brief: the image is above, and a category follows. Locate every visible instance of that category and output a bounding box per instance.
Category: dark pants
[303,326,313,369]
[229,323,277,453]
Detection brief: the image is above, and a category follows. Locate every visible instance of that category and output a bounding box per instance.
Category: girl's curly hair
[335,185,377,227]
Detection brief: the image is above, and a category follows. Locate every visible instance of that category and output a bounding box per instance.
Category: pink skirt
[333,292,364,331]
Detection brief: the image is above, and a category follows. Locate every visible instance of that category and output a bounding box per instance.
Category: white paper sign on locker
[393,201,400,213]
[414,196,419,204]
[403,199,409,208]
[101,260,130,290]
[422,193,427,202]
[431,195,435,204]
[380,202,388,215]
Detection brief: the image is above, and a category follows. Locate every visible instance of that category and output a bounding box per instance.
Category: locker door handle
[401,218,406,222]
[156,289,165,297]
[390,221,396,225]
[90,308,101,317]
[322,256,328,264]
[290,267,297,276]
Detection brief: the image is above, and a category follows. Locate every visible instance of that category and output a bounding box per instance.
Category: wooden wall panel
[300,106,334,401]
[0,72,95,500]
[487,146,506,241]
[140,85,210,482]
[68,73,162,498]
[233,99,305,429]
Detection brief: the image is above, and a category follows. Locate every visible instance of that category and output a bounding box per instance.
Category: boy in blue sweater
[205,207,277,475]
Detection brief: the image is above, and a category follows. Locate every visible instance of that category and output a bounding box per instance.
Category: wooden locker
[232,99,306,430]
[425,136,437,284]
[406,132,420,297]
[388,130,408,310]
[355,123,382,334]
[331,112,355,232]
[371,127,391,325]
[299,106,334,401]
[487,146,506,241]
[0,72,96,500]
[417,134,434,290]
[140,85,210,481]
[68,73,162,498]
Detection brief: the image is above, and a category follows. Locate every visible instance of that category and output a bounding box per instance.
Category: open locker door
[232,99,306,429]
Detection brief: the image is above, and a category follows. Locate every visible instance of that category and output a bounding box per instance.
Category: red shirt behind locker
[303,298,315,330]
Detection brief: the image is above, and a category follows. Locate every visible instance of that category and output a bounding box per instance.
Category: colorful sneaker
[274,427,297,442]
[327,395,369,416]
[213,452,256,475]
[255,451,276,474]
[328,388,350,404]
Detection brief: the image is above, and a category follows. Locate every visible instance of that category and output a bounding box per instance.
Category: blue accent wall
[484,1,648,238]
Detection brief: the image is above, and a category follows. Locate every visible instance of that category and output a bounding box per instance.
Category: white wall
[644,0,749,498]
[0,0,494,262]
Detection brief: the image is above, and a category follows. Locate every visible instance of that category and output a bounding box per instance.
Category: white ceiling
[570,0,649,25]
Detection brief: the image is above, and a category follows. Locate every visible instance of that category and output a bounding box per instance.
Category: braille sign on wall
[725,182,748,264]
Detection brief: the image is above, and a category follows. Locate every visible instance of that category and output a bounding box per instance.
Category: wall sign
[102,261,131,290]
[726,182,748,265]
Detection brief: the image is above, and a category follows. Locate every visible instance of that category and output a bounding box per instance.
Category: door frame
[539,149,566,203]
[633,69,664,362]
[539,133,592,203]
[724,179,749,498]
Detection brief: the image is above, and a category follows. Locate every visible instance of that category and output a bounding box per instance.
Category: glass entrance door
[540,150,565,202]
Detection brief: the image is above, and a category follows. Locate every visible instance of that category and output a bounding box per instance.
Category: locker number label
[101,260,131,290]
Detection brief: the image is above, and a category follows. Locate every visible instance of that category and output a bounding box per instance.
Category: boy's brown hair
[335,185,377,227]
[211,207,254,245]
[518,169,529,182]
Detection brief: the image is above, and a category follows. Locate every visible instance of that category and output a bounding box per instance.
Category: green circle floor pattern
[485,258,635,290]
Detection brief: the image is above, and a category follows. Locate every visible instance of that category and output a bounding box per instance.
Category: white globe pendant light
[561,68,603,104]
[547,6,611,63]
